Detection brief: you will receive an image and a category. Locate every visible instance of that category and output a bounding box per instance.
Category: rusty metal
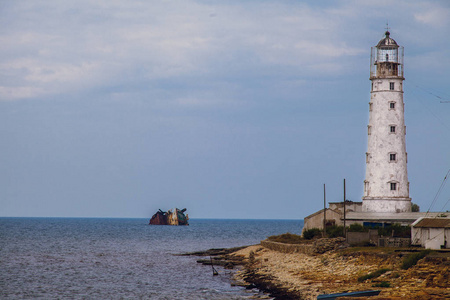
[149,208,189,225]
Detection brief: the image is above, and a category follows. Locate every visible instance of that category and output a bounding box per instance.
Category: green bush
[401,250,432,270]
[267,232,304,244]
[348,223,368,232]
[303,228,322,240]
[357,268,391,282]
[378,223,411,238]
[373,281,391,288]
[326,225,345,238]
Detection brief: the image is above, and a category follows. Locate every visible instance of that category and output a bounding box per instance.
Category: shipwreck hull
[149,208,189,226]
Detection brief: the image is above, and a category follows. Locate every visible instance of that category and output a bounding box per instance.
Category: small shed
[302,208,342,233]
[411,217,450,249]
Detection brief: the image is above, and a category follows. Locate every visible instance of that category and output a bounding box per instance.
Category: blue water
[0,218,303,299]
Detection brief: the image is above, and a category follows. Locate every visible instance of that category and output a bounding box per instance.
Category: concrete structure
[303,208,343,232]
[411,217,450,249]
[329,201,362,213]
[362,31,411,213]
[304,208,446,233]
[345,211,446,227]
[303,201,362,232]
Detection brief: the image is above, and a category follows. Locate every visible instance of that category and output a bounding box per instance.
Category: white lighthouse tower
[362,31,412,213]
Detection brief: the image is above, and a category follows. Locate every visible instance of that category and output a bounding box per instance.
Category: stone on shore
[229,241,450,300]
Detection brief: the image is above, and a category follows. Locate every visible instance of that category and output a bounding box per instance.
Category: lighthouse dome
[376,31,398,48]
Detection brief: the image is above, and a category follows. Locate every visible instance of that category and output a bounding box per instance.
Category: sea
[0,218,304,299]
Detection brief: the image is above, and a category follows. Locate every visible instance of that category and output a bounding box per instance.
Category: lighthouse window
[390,182,397,191]
[390,126,396,133]
[390,153,397,161]
[389,102,395,109]
[369,102,373,111]
[368,125,372,135]
[390,82,395,90]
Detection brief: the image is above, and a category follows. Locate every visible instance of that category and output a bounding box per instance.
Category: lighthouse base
[362,197,411,213]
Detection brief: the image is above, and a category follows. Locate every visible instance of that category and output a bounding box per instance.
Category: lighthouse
[362,31,412,213]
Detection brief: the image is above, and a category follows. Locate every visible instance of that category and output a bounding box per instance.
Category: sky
[1,0,449,219]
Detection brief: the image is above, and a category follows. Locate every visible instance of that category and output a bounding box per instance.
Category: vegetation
[267,232,304,244]
[326,225,345,238]
[357,268,391,282]
[378,223,411,238]
[411,203,420,212]
[401,250,432,270]
[348,223,368,232]
[373,281,391,288]
[303,228,322,240]
[302,226,346,240]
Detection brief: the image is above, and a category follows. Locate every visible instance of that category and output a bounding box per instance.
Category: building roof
[304,208,341,220]
[376,31,399,49]
[412,218,450,228]
[345,212,448,222]
[329,201,362,204]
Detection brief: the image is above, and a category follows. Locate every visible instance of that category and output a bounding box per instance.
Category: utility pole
[343,179,346,240]
[323,183,326,238]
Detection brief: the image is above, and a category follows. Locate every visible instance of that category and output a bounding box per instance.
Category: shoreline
[190,241,450,300]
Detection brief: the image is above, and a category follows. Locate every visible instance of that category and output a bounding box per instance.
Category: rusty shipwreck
[149,208,189,225]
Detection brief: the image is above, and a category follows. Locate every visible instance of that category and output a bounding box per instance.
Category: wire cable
[425,169,450,217]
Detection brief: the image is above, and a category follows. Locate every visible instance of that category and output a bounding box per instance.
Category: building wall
[303,209,342,232]
[329,202,362,213]
[411,227,450,249]
[362,74,411,212]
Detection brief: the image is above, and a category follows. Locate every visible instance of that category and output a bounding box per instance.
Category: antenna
[385,22,390,32]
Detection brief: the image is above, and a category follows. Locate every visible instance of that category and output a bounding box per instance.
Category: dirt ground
[229,245,450,300]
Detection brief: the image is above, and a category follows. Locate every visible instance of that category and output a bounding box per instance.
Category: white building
[411,217,450,249]
[362,31,411,213]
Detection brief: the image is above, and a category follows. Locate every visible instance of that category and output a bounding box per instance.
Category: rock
[312,237,347,254]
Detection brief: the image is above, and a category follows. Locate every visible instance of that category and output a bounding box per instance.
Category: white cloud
[0,86,46,100]
[414,6,450,27]
[1,0,449,102]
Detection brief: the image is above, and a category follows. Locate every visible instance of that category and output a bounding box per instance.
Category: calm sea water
[0,218,303,299]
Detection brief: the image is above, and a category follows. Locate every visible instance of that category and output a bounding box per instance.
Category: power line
[425,169,450,216]
[407,82,450,132]
[409,81,450,102]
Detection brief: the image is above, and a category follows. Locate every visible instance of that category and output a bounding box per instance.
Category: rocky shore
[191,240,450,299]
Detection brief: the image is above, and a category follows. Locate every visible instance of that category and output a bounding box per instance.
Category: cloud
[1,0,449,104]
[414,6,450,27]
[0,1,366,102]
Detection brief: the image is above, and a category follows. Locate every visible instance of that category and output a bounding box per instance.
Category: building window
[390,125,396,133]
[364,181,369,193]
[390,82,395,90]
[389,153,397,162]
[389,102,395,109]
[390,182,397,191]
[366,152,370,163]
[368,125,372,135]
[369,102,373,111]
